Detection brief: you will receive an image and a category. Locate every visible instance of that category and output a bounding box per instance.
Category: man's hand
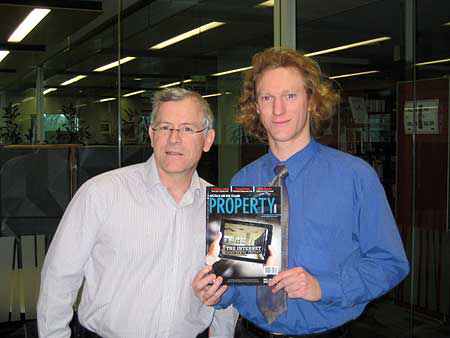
[192,265,228,306]
[268,267,322,301]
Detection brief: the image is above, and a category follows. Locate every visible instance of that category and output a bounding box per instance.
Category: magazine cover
[206,186,282,285]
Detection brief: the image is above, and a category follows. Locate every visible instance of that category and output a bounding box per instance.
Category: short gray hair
[151,87,214,130]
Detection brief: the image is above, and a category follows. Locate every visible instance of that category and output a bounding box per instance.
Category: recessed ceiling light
[8,9,51,42]
[416,58,450,66]
[158,79,192,88]
[43,88,57,95]
[305,37,391,57]
[93,57,136,72]
[150,22,225,50]
[0,51,10,63]
[123,90,146,97]
[60,75,87,86]
[329,70,379,79]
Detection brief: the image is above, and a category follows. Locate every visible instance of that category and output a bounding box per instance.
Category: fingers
[202,277,228,306]
[268,267,303,288]
[268,268,304,293]
[267,267,321,301]
[192,265,214,291]
[192,265,228,306]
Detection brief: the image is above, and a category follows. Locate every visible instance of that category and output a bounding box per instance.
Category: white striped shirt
[37,155,237,338]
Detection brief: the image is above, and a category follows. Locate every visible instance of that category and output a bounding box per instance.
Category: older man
[38,88,238,338]
[193,47,409,337]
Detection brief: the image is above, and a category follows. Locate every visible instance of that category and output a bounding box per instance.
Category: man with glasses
[192,47,409,337]
[37,88,238,338]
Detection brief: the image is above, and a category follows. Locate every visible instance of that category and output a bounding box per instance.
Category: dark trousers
[235,317,352,338]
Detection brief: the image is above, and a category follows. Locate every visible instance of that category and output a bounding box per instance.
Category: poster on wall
[403,99,439,134]
[348,97,368,124]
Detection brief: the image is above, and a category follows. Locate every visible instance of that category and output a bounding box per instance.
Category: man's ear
[203,129,215,152]
[148,126,154,147]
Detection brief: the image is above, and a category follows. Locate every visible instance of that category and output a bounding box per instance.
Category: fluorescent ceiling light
[202,93,223,98]
[211,66,253,77]
[60,75,87,86]
[97,97,117,103]
[93,56,136,72]
[210,37,390,78]
[150,22,225,50]
[415,58,450,66]
[329,70,379,79]
[257,0,274,7]
[75,104,87,108]
[443,22,450,26]
[305,36,391,57]
[0,51,9,63]
[134,78,143,81]
[8,9,51,42]
[43,88,57,95]
[159,79,192,89]
[123,90,146,97]
[22,96,34,103]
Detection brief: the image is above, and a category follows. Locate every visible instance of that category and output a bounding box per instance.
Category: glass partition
[295,0,449,336]
[120,0,274,185]
[411,0,450,334]
[0,0,274,330]
[0,1,112,326]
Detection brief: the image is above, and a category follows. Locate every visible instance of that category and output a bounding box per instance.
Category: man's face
[256,66,311,149]
[149,97,215,179]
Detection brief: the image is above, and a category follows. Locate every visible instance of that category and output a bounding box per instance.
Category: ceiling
[0,0,449,99]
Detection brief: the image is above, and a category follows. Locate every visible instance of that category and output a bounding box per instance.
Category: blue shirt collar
[265,139,319,181]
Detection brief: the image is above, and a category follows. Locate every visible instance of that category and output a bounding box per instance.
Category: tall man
[193,47,409,337]
[38,88,238,338]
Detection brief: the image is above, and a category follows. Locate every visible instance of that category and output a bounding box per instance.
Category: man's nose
[168,128,182,143]
[272,97,285,115]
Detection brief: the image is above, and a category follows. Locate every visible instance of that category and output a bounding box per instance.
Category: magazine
[206,186,282,285]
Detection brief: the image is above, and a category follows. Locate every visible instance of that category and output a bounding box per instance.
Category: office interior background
[0,0,449,337]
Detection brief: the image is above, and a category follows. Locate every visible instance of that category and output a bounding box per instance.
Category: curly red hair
[237,47,339,141]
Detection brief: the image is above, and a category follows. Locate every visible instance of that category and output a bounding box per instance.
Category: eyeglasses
[151,123,207,136]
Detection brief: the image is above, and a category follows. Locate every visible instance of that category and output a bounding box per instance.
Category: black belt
[240,317,351,338]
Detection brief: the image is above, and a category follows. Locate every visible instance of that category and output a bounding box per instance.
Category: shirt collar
[265,139,319,181]
[144,155,162,188]
[143,155,203,200]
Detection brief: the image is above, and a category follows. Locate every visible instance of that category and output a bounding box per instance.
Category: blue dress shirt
[216,139,409,335]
